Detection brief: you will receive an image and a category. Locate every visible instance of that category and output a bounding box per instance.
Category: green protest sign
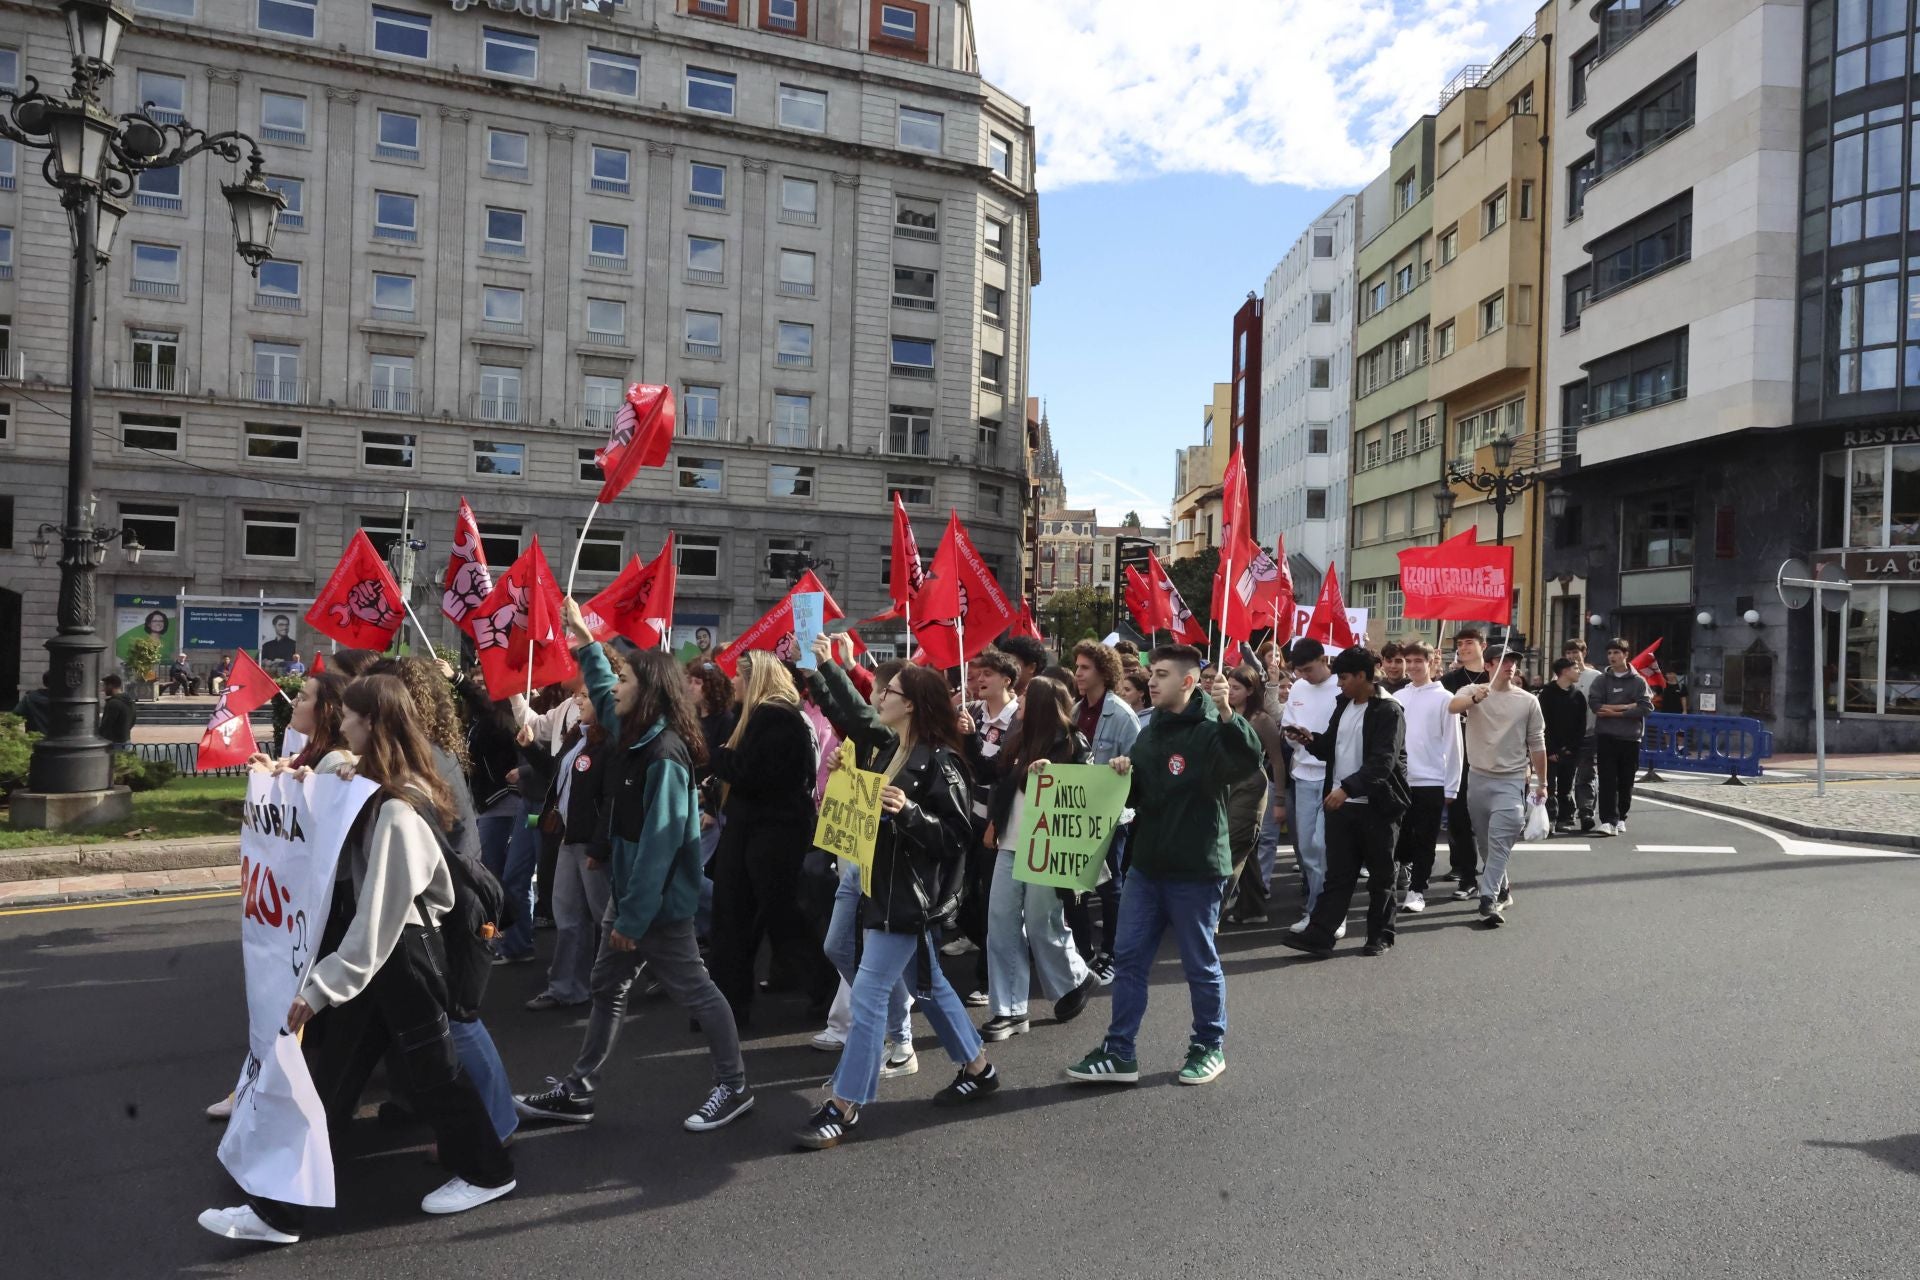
[1011,763,1131,892]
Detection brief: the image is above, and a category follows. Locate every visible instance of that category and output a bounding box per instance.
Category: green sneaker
[1064,1046,1140,1084]
[1177,1043,1225,1086]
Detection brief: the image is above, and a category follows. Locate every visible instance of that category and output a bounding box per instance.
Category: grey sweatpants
[566,910,745,1095]
[1467,769,1527,901]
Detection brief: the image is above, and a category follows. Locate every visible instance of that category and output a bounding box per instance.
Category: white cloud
[973,0,1538,190]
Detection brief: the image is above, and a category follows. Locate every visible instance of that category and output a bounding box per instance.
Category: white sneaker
[1402,891,1426,914]
[810,1029,846,1052]
[963,989,990,1008]
[939,936,978,957]
[197,1206,298,1244]
[879,1045,919,1078]
[1616,820,1628,835]
[1288,916,1311,934]
[206,1093,235,1121]
[1597,822,1617,836]
[1333,922,1347,941]
[420,1176,517,1216]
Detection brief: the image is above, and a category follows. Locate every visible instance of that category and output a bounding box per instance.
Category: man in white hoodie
[1281,638,1341,937]
[1391,642,1459,914]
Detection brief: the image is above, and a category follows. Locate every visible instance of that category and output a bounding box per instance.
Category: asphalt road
[6,799,1920,1280]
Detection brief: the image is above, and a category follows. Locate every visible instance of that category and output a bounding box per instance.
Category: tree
[1122,510,1143,530]
[1165,547,1218,633]
[1041,586,1112,649]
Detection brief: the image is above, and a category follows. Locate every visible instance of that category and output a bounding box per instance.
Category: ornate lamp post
[1432,434,1547,653]
[9,0,283,826]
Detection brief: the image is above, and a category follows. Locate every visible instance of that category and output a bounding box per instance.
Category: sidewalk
[1639,766,1920,850]
[0,864,240,909]
[0,835,242,884]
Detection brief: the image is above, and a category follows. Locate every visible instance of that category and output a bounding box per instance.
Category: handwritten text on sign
[813,750,885,895]
[1012,763,1131,892]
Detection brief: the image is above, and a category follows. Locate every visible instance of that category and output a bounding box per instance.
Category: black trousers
[1546,740,1596,825]
[1392,786,1446,893]
[1305,805,1401,947]
[706,831,814,1021]
[252,925,512,1235]
[1447,765,1478,883]
[1597,736,1641,825]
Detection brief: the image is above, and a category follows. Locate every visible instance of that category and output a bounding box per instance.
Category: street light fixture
[1545,484,1570,523]
[5,0,282,824]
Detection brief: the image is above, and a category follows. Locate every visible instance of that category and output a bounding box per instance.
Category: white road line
[1634,795,1916,859]
[1636,844,1737,854]
[1514,843,1590,851]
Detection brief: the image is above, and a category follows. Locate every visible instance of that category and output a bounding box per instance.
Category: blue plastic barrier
[1638,713,1773,781]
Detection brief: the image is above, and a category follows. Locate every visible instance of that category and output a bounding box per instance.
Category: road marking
[1515,843,1590,851]
[1634,796,1916,859]
[1636,844,1737,853]
[0,889,240,918]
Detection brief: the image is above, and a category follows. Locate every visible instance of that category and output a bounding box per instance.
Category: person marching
[1589,638,1654,836]
[1389,642,1457,914]
[795,634,996,1150]
[1438,629,1492,898]
[515,601,754,1133]
[1065,644,1264,1087]
[1275,647,1410,957]
[1068,640,1140,983]
[1221,664,1286,927]
[1447,644,1546,928]
[519,683,614,1012]
[1280,639,1339,936]
[1538,658,1591,836]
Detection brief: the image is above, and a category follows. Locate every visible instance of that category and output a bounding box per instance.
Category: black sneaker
[1053,973,1099,1024]
[795,1099,859,1150]
[1276,931,1333,958]
[1478,897,1506,929]
[1361,940,1389,957]
[1434,871,1460,883]
[1496,885,1513,907]
[1580,817,1596,833]
[979,1015,1029,1042]
[683,1084,755,1132]
[1089,952,1116,986]
[514,1078,594,1124]
[1451,881,1479,901]
[933,1063,1000,1108]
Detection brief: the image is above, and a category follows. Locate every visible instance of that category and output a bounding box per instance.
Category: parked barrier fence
[1639,713,1773,783]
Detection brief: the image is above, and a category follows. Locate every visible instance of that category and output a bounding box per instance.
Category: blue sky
[973,0,1541,524]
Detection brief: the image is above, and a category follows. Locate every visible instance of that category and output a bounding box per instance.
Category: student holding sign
[981,675,1101,1041]
[1064,644,1264,1089]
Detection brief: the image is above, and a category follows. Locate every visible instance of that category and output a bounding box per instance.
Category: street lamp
[1439,434,1541,548]
[7,0,283,824]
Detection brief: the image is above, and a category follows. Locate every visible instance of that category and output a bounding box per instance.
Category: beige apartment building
[1170,381,1232,562]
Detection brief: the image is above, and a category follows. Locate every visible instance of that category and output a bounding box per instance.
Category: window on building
[984,217,1008,257]
[978,416,1001,453]
[770,393,811,446]
[1313,231,1335,257]
[1483,186,1508,235]
[899,107,943,152]
[257,0,315,39]
[896,195,940,239]
[251,340,301,402]
[581,375,623,430]
[1595,58,1695,178]
[1438,224,1459,266]
[686,67,737,116]
[129,329,181,391]
[689,161,727,209]
[982,283,1005,323]
[769,463,815,498]
[260,176,301,230]
[368,355,415,412]
[980,351,1003,389]
[587,48,640,98]
[1564,265,1592,329]
[590,146,631,195]
[1824,113,1903,248]
[1309,357,1330,388]
[888,472,934,506]
[678,455,724,492]
[245,421,303,462]
[1479,291,1505,335]
[1592,191,1693,299]
[893,266,936,310]
[677,532,721,578]
[1518,180,1535,220]
[1568,152,1595,220]
[1306,489,1329,520]
[487,127,529,176]
[1587,328,1689,421]
[136,71,186,124]
[682,384,720,438]
[570,525,622,574]
[1621,490,1694,569]
[482,285,524,328]
[1308,427,1329,454]
[1368,280,1388,315]
[372,6,430,59]
[891,337,935,377]
[1395,264,1415,296]
[478,365,521,422]
[778,84,827,131]
[131,162,180,212]
[473,438,526,477]
[485,207,525,255]
[977,482,1005,516]
[888,404,931,454]
[121,412,181,453]
[373,190,418,241]
[120,501,179,554]
[780,176,818,223]
[483,27,538,79]
[135,0,195,15]
[686,234,725,283]
[576,448,604,484]
[1570,39,1598,111]
[477,521,521,566]
[1598,0,1682,58]
[880,3,918,40]
[1436,320,1456,357]
[989,132,1012,178]
[779,249,816,297]
[260,91,307,143]
[242,509,300,560]
[359,513,421,561]
[1310,292,1333,323]
[765,0,799,29]
[361,428,417,468]
[588,221,628,266]
[775,322,813,368]
[369,272,415,317]
[1510,83,1535,117]
[1827,259,1901,394]
[1563,379,1591,428]
[684,310,723,357]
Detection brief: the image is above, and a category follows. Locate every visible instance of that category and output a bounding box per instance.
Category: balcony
[130,278,180,298]
[895,223,938,243]
[277,210,305,230]
[584,329,626,346]
[688,192,725,211]
[110,361,191,393]
[685,267,724,286]
[684,339,721,359]
[484,240,526,257]
[260,125,306,145]
[0,172,14,190]
[776,208,817,227]
[891,363,935,381]
[586,253,627,271]
[374,225,418,244]
[133,191,182,213]
[471,394,524,424]
[485,162,528,182]
[778,280,815,298]
[892,294,935,312]
[481,318,526,336]
[361,384,420,414]
[578,404,618,431]
[374,143,419,163]
[253,291,302,311]
[590,176,631,196]
[0,350,23,380]
[236,375,311,406]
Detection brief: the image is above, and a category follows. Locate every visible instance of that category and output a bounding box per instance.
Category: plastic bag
[1522,795,1549,842]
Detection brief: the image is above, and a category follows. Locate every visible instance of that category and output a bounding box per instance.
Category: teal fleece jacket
[579,642,703,941]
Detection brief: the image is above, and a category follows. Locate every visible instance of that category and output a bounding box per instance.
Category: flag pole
[1218,549,1233,671]
[565,501,603,598]
[905,602,914,662]
[400,596,437,659]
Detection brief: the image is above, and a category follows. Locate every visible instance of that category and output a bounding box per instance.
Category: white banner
[218,769,379,1207]
[1293,606,1369,655]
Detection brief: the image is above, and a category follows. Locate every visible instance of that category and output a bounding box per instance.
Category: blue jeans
[1101,869,1229,1063]
[987,849,1090,1017]
[449,1018,518,1142]
[832,928,982,1106]
[1289,779,1327,914]
[1254,802,1284,891]
[824,864,911,1045]
[493,799,540,959]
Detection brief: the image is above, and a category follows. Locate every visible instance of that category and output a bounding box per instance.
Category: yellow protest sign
[1011,763,1131,892]
[813,743,886,895]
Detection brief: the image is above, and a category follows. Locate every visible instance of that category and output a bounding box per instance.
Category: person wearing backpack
[197,676,515,1246]
[794,632,997,1151]
[514,604,754,1134]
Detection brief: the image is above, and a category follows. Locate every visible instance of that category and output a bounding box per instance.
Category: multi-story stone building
[1257,193,1356,601]
[1170,381,1230,563]
[0,0,1039,699]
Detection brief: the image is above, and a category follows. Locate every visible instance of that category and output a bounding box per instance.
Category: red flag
[1257,535,1298,644]
[582,534,678,649]
[306,529,405,651]
[1631,638,1668,689]
[1397,534,1514,623]
[471,536,579,697]
[714,571,855,676]
[441,496,495,638]
[310,651,325,675]
[1211,446,1281,646]
[1144,551,1207,647]
[1005,606,1044,644]
[1123,564,1163,635]
[887,493,927,618]
[196,649,277,769]
[911,512,1018,669]
[1304,564,1358,649]
[595,383,675,505]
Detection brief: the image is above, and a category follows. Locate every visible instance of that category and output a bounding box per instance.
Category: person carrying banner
[1280,639,1340,937]
[1438,629,1491,898]
[795,635,996,1150]
[1390,642,1457,915]
[514,604,754,1134]
[1065,644,1263,1087]
[981,675,1099,1042]
[1447,645,1546,928]
[199,677,515,1244]
[1067,640,1139,984]
[1589,638,1654,836]
[1276,648,1410,958]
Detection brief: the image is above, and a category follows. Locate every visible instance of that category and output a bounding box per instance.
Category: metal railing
[374,143,420,162]
[685,267,724,285]
[0,350,22,380]
[362,384,419,413]
[374,225,418,243]
[778,280,816,298]
[893,295,935,311]
[774,351,812,369]
[684,340,721,359]
[891,364,936,380]
[578,404,618,431]
[471,394,525,424]
[130,278,181,297]
[260,125,306,145]
[585,329,626,345]
[688,192,725,211]
[587,253,627,271]
[485,240,527,257]
[1436,22,1537,111]
[133,191,182,212]
[1585,384,1687,425]
[254,291,301,311]
[777,209,817,227]
[590,176,630,195]
[1640,713,1773,781]
[131,739,247,778]
[236,375,311,405]
[110,361,191,392]
[894,223,939,242]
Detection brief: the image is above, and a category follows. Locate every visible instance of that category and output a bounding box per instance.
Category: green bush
[0,712,35,795]
[125,635,165,683]
[112,751,179,792]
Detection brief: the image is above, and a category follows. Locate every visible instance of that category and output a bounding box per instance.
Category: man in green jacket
[1066,643,1264,1087]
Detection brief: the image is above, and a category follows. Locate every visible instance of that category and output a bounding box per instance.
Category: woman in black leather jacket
[793,635,1000,1151]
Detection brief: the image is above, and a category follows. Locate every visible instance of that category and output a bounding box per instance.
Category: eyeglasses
[876,685,904,701]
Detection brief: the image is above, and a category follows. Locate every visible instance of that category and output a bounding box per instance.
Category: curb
[0,876,243,910]
[0,838,244,884]
[1639,787,1920,851]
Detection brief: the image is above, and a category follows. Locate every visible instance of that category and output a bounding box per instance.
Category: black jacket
[98,692,137,743]
[808,661,975,934]
[457,679,519,810]
[710,700,817,830]
[529,726,615,848]
[985,728,1090,836]
[1302,694,1411,821]
[1537,682,1590,756]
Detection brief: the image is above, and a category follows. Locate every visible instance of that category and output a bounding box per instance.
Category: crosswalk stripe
[1635,844,1737,853]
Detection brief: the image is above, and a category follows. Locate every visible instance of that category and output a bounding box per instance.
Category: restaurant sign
[1817,551,1920,581]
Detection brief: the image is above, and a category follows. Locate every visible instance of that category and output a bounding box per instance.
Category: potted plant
[125,635,165,702]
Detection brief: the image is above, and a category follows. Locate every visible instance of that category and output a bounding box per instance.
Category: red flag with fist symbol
[472,537,579,697]
[594,384,675,505]
[306,530,405,651]
[441,497,495,638]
